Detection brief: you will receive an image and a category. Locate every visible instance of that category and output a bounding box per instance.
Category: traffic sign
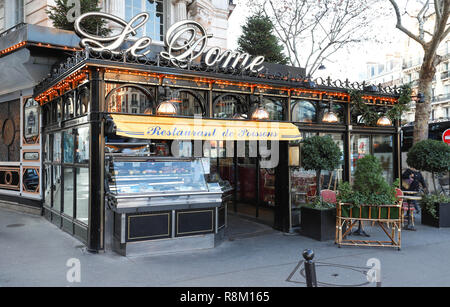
[443,128,450,144]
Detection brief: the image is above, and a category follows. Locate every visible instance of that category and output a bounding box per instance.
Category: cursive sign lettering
[74,12,265,72]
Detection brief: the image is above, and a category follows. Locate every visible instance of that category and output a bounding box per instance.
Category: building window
[125,0,165,41]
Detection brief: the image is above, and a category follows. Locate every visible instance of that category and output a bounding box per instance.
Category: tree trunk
[414,49,437,144]
[316,169,321,197]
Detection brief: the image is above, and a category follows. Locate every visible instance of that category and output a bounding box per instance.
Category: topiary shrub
[301,135,342,196]
[338,155,397,206]
[406,140,450,193]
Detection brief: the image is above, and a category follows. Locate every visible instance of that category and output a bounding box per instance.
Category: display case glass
[107,158,209,195]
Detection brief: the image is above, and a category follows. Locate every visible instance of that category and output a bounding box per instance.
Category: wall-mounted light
[251,107,269,120]
[377,115,392,126]
[233,113,247,119]
[251,94,270,120]
[322,99,339,123]
[156,100,178,116]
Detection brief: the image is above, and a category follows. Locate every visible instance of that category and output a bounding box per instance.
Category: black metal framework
[34,50,404,251]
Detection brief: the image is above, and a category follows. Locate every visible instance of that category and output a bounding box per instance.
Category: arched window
[106,85,155,115]
[213,94,248,118]
[173,90,206,117]
[261,97,285,121]
[125,0,165,41]
[292,100,317,123]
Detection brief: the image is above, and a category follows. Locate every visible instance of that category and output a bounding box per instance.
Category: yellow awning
[111,114,302,141]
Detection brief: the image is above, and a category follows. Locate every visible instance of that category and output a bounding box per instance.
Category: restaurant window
[76,85,90,116]
[44,165,52,208]
[76,168,89,225]
[53,165,62,212]
[75,127,90,164]
[106,85,155,114]
[125,0,165,41]
[291,100,317,123]
[176,90,206,117]
[213,94,248,118]
[260,97,285,121]
[63,130,74,164]
[63,93,75,120]
[351,134,394,183]
[63,167,74,217]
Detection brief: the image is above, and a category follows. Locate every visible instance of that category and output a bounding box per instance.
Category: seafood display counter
[106,156,232,256]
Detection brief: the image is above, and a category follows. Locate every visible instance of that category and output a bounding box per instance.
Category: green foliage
[406,140,450,174]
[237,13,288,65]
[337,156,397,206]
[303,196,335,210]
[301,136,342,172]
[350,84,411,126]
[387,83,411,122]
[349,89,379,126]
[46,0,110,36]
[420,194,450,219]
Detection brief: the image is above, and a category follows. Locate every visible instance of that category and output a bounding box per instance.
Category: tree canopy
[237,13,288,65]
[46,0,110,36]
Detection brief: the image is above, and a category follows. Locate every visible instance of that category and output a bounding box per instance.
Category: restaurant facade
[0,12,403,256]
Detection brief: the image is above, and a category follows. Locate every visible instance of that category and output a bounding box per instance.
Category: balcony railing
[432,93,450,103]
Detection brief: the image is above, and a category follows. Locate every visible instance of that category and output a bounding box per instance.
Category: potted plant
[300,135,342,196]
[337,155,399,219]
[299,135,341,241]
[300,200,336,241]
[407,140,450,227]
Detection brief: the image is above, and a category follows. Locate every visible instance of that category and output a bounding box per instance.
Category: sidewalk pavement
[1,207,450,287]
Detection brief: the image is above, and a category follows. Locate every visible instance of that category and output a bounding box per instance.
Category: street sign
[443,128,450,144]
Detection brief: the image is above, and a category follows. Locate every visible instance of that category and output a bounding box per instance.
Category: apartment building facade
[0,0,236,49]
[365,36,450,125]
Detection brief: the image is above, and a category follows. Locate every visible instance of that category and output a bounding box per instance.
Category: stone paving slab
[1,208,450,287]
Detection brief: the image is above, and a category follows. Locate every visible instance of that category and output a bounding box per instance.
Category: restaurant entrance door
[213,141,276,227]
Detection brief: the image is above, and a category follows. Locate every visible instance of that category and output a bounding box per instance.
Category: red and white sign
[443,129,450,144]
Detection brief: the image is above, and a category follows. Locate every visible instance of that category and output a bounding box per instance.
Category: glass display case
[106,156,231,213]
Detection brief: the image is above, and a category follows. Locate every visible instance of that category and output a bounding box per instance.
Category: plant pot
[422,202,450,228]
[300,207,336,241]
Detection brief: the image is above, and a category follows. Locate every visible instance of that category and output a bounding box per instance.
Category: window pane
[76,168,89,225]
[318,133,344,190]
[351,134,371,182]
[44,165,52,208]
[63,167,74,217]
[106,86,153,114]
[292,100,316,122]
[53,133,61,163]
[63,130,74,163]
[373,135,394,183]
[53,165,62,212]
[76,127,90,164]
[262,98,284,121]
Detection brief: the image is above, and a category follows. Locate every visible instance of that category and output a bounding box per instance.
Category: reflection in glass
[177,91,204,116]
[23,169,39,192]
[214,95,241,118]
[261,98,284,121]
[53,165,62,212]
[63,130,74,163]
[76,168,89,225]
[76,127,90,164]
[53,133,61,163]
[78,86,90,115]
[63,167,74,217]
[351,134,371,183]
[107,159,208,194]
[44,165,51,208]
[44,134,51,162]
[373,135,394,183]
[292,100,316,122]
[64,94,74,119]
[106,86,153,114]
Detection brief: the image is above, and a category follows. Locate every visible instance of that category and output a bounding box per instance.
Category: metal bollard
[302,249,317,287]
